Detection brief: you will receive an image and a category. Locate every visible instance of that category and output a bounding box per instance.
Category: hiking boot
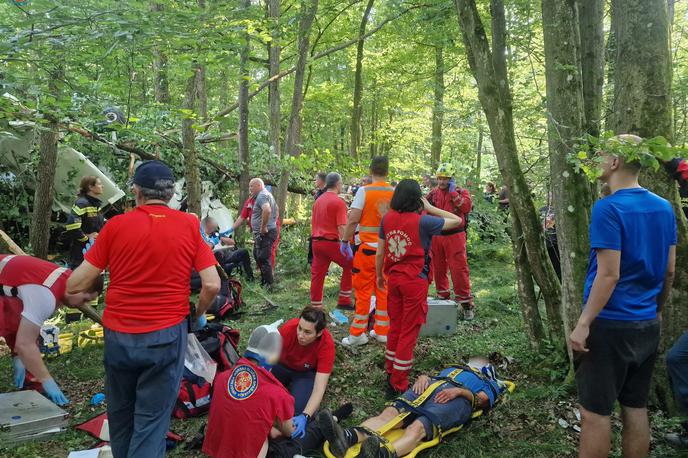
[332,402,354,422]
[370,330,387,343]
[666,431,688,449]
[463,306,475,321]
[342,333,369,347]
[318,410,349,458]
[357,435,395,458]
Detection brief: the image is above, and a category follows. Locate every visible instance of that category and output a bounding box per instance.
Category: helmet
[245,325,282,367]
[435,163,455,178]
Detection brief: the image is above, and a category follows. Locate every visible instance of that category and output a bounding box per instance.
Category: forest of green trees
[1,0,688,457]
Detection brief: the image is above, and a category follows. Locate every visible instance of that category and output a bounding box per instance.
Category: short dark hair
[300,306,328,333]
[390,179,423,213]
[78,176,99,196]
[369,156,389,177]
[316,172,327,182]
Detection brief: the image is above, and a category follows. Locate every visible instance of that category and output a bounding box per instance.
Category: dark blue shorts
[391,382,473,439]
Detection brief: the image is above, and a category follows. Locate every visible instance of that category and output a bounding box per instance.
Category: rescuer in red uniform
[426,163,475,320]
[310,172,353,309]
[0,254,101,405]
[203,325,295,458]
[376,179,463,394]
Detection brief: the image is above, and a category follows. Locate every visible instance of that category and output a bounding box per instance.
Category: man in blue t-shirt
[570,134,677,458]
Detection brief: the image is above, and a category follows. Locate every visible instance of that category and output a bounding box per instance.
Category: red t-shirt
[85,205,217,333]
[203,358,294,458]
[240,197,255,221]
[278,318,335,374]
[311,191,347,240]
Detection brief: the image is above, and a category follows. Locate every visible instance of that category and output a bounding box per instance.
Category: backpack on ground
[207,278,244,319]
[191,275,244,320]
[195,322,241,372]
[172,372,213,419]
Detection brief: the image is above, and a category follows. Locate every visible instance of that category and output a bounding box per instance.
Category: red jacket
[426,187,471,229]
[381,210,426,279]
[0,255,70,340]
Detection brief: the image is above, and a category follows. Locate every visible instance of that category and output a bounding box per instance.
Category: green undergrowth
[0,243,684,457]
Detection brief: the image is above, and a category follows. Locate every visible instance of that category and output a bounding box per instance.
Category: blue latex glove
[42,378,69,406]
[291,414,308,439]
[82,239,95,256]
[448,177,457,193]
[340,241,353,261]
[196,314,207,329]
[12,356,25,389]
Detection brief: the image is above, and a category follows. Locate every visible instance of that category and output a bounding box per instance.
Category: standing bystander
[67,160,221,458]
[569,135,676,458]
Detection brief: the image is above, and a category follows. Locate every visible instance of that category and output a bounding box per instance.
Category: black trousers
[254,229,277,286]
[267,420,327,458]
[216,248,253,279]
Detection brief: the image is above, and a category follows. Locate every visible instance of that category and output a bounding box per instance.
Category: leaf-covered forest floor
[0,241,685,458]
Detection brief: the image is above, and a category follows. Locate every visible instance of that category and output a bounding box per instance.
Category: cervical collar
[244,350,273,371]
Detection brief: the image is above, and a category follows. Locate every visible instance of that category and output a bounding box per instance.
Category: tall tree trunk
[276,0,319,220]
[197,64,208,121]
[350,0,375,158]
[475,116,483,178]
[609,0,687,412]
[512,213,547,350]
[430,45,445,170]
[30,124,59,259]
[268,0,281,158]
[197,0,208,121]
[542,0,593,355]
[30,63,63,259]
[578,0,605,137]
[238,0,252,209]
[182,65,202,217]
[454,0,564,342]
[151,3,171,104]
[370,90,378,157]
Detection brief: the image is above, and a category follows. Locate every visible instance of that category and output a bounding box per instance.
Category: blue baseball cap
[132,160,175,188]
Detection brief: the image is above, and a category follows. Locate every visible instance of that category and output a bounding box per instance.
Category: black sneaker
[317,410,349,458]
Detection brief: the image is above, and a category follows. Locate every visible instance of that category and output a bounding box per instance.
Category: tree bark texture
[577,0,605,137]
[454,0,564,342]
[511,213,547,350]
[30,124,59,259]
[182,65,202,217]
[151,3,171,105]
[30,62,63,259]
[542,0,593,350]
[609,0,688,412]
[277,0,319,220]
[350,0,375,158]
[238,0,252,210]
[268,0,281,158]
[431,45,445,170]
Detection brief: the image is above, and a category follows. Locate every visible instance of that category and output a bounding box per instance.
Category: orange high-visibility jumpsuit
[349,182,394,337]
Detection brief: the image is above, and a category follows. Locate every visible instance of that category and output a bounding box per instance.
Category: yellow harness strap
[381,369,464,441]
